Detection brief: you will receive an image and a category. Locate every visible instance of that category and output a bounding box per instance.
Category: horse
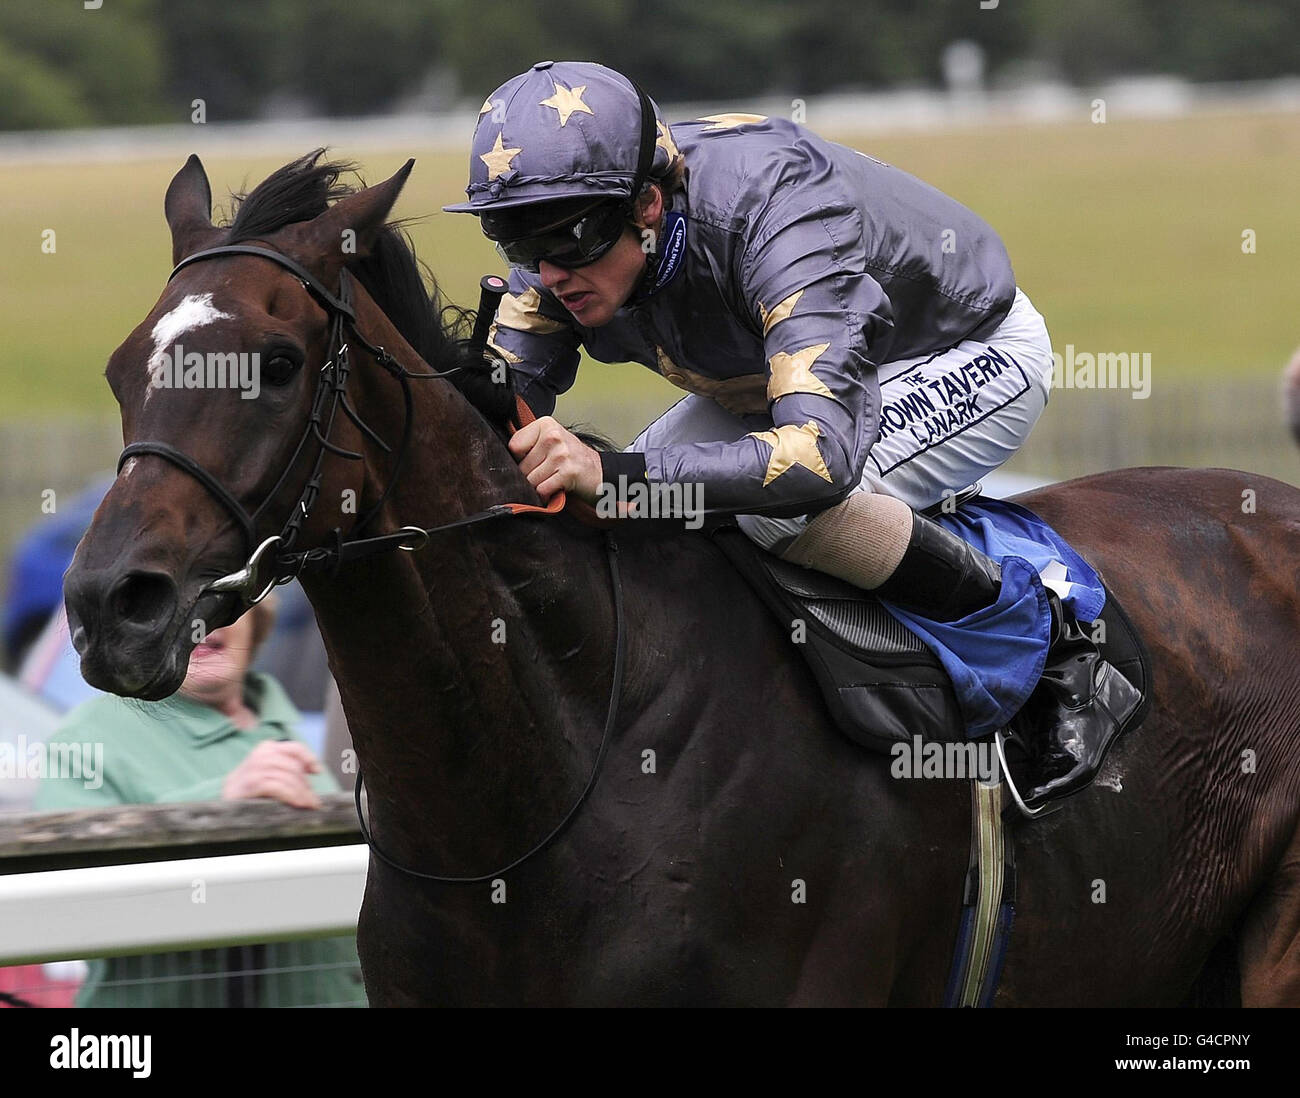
[63,152,1300,1006]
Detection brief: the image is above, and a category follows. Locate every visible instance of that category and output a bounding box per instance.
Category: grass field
[1,109,1297,422]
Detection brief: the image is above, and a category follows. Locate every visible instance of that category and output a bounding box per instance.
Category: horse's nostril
[65,601,89,655]
[109,571,178,629]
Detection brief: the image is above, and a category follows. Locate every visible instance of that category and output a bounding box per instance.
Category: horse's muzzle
[63,562,187,698]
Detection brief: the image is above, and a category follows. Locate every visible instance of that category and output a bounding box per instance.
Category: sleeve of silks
[638,193,888,518]
[485,267,582,416]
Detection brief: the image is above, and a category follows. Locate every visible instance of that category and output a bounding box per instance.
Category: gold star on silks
[655,346,769,416]
[696,113,767,132]
[479,97,495,116]
[485,333,521,364]
[539,81,594,127]
[496,286,566,335]
[480,132,522,179]
[767,342,833,403]
[655,120,680,161]
[757,288,803,336]
[747,421,833,487]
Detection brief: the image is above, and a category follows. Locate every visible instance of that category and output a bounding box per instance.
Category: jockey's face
[537,185,664,327]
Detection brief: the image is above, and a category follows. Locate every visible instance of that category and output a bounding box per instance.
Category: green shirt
[33,673,366,1007]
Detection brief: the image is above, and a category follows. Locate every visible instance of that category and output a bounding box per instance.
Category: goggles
[483,201,630,273]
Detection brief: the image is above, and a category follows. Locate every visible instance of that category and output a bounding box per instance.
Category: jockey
[444,60,1139,811]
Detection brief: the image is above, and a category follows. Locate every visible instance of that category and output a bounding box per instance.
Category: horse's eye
[262,353,300,386]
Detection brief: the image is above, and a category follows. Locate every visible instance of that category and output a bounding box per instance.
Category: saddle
[709,517,1153,755]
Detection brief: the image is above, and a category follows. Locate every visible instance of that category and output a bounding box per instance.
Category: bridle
[118,243,625,883]
[122,244,473,602]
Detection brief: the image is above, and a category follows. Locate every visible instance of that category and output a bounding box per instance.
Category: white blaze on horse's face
[144,292,234,405]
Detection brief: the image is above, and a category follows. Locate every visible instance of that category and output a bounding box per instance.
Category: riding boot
[871,509,1002,621]
[1006,589,1142,813]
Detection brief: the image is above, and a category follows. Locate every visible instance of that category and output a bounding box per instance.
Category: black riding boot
[872,509,1002,621]
[1003,589,1143,815]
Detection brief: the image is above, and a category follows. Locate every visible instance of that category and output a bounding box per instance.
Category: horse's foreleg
[1237,822,1300,1006]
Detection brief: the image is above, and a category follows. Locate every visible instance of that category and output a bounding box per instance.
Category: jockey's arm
[618,195,889,518]
[485,268,583,416]
[492,198,890,518]
[488,271,607,502]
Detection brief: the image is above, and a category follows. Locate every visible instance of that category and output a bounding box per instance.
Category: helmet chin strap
[626,77,657,200]
[636,211,664,292]
[625,74,660,295]
[627,200,688,306]
[611,214,658,310]
[613,79,670,308]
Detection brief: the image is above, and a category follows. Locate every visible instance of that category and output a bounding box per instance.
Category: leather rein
[118,243,624,884]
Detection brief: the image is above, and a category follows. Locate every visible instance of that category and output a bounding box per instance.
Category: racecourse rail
[0,796,364,965]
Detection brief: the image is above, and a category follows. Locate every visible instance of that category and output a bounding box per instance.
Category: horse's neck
[302,289,616,870]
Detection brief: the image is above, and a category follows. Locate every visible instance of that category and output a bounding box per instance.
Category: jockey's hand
[508,415,603,504]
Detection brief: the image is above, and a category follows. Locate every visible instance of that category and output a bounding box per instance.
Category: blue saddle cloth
[879,498,1106,740]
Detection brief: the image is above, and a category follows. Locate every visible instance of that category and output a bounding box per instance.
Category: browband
[169,245,356,321]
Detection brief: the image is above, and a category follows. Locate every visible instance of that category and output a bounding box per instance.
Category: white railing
[0,845,366,966]
[0,795,365,967]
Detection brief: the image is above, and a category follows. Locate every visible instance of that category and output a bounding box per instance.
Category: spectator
[33,597,364,1007]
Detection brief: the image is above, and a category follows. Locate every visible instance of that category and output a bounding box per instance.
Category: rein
[119,243,624,884]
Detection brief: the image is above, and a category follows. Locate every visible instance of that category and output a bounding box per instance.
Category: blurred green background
[4,1,1300,129]
[4,110,1296,411]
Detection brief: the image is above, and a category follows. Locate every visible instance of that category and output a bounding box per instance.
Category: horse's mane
[221,149,619,451]
[221,149,517,427]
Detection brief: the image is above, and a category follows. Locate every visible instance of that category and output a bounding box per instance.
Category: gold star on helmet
[480,132,522,180]
[539,81,594,127]
[479,97,495,116]
[767,342,833,403]
[748,421,833,487]
[655,120,680,162]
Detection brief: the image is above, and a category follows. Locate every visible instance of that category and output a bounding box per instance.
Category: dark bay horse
[64,153,1300,1006]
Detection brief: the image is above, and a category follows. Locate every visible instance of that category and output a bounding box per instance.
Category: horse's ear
[298,159,415,268]
[165,154,217,264]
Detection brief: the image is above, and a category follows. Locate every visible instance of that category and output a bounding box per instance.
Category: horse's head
[64,152,418,698]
